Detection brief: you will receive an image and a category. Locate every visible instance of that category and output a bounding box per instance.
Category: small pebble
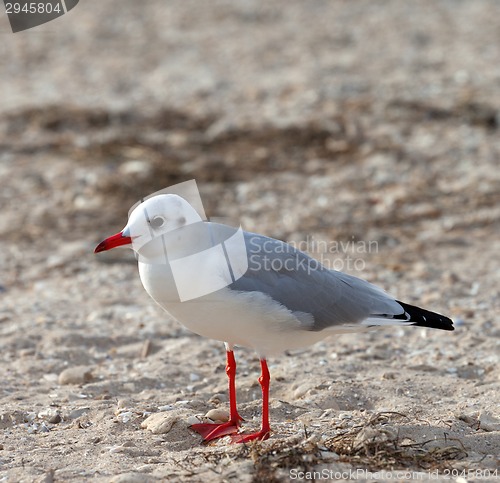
[205,408,229,423]
[119,411,134,423]
[48,413,62,424]
[479,411,500,432]
[109,472,152,483]
[140,340,152,358]
[293,383,314,398]
[186,415,202,425]
[141,410,184,434]
[456,412,478,426]
[68,408,90,420]
[117,399,130,409]
[58,366,93,385]
[38,409,61,424]
[381,372,396,380]
[157,405,174,411]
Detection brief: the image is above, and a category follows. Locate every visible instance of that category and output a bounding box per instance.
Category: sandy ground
[1,1,500,481]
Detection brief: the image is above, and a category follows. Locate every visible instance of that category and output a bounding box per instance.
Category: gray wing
[229,232,406,331]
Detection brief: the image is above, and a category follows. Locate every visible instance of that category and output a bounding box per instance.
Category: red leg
[231,358,271,443]
[190,349,243,441]
[226,349,244,424]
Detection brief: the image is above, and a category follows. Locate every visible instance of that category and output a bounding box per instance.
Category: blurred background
[1,0,499,307]
[0,0,499,480]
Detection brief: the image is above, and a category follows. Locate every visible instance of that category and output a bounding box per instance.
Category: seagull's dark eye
[150,216,165,229]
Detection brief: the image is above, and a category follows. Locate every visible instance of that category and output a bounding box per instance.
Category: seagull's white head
[94,194,202,254]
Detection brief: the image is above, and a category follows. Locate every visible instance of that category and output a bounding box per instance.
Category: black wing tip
[417,320,455,331]
[396,300,455,331]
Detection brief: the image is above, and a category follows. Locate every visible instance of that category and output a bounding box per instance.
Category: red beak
[94,232,133,253]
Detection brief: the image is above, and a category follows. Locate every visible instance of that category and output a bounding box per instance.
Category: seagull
[94,194,454,443]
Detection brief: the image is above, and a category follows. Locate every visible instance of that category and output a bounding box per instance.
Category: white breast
[138,260,327,356]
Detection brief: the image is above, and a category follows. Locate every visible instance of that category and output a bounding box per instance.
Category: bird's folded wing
[229,232,406,331]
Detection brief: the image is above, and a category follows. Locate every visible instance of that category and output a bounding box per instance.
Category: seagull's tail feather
[362,301,454,331]
[395,300,454,331]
